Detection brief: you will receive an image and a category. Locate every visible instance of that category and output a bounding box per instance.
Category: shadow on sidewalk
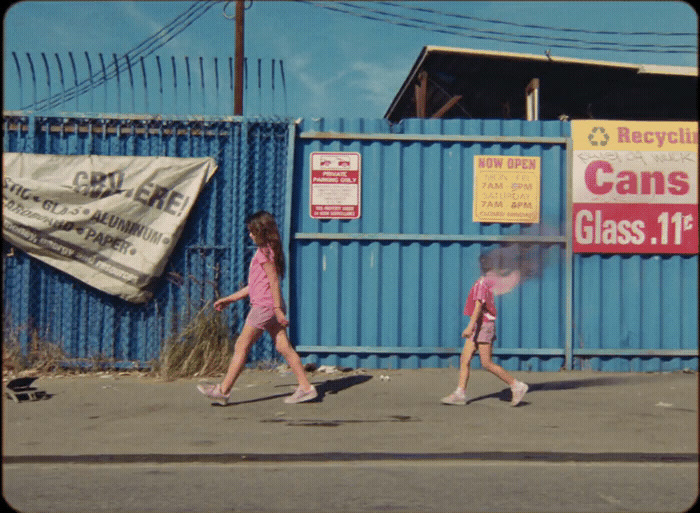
[219,374,372,406]
[217,392,291,406]
[314,374,373,401]
[467,375,644,405]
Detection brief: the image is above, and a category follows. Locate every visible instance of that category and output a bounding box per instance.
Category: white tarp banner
[3,153,217,302]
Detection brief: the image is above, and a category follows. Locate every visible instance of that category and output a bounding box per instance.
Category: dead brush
[2,336,25,377]
[27,331,66,373]
[159,301,234,381]
[2,328,66,377]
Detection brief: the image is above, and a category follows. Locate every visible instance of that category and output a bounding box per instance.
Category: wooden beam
[431,95,463,119]
[234,0,245,115]
[414,70,428,118]
[526,78,540,121]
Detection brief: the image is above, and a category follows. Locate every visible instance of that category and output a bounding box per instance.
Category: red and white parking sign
[310,152,361,219]
[572,120,698,254]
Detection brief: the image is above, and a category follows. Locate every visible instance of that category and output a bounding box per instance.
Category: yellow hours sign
[472,155,541,223]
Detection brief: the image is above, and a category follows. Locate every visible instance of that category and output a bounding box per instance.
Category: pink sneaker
[284,385,318,404]
[197,383,230,405]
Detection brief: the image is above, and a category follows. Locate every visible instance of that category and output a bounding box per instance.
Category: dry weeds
[2,328,66,378]
[3,303,236,382]
[158,302,234,381]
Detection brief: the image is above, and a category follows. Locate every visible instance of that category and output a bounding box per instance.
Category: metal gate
[289,118,572,371]
[289,118,698,372]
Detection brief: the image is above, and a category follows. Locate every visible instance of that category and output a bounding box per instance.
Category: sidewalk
[3,368,698,460]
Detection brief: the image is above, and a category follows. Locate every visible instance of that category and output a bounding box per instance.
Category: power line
[31,1,216,110]
[301,1,696,55]
[26,1,218,111]
[371,2,695,49]
[378,1,696,37]
[336,2,694,50]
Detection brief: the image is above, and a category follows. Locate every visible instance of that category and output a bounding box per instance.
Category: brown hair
[246,210,285,278]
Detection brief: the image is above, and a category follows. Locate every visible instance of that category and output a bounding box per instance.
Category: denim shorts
[472,320,496,343]
[245,305,284,331]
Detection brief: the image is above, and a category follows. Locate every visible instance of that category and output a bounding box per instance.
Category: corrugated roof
[385,46,698,121]
[421,45,697,75]
[637,64,698,76]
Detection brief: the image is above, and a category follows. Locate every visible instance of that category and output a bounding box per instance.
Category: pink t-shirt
[463,277,497,321]
[248,247,277,309]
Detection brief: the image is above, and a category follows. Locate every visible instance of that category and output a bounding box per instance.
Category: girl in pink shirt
[197,211,316,405]
[442,256,528,407]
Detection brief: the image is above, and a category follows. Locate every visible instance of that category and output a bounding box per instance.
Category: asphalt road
[4,460,697,512]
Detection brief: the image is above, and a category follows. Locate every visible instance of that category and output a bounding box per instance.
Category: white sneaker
[441,389,467,405]
[284,385,318,404]
[511,381,528,406]
[196,383,230,406]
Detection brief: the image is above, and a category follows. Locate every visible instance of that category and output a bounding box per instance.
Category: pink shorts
[471,320,496,343]
[245,305,284,331]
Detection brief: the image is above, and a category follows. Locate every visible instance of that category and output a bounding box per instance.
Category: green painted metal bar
[296,346,698,357]
[573,349,699,356]
[294,233,566,244]
[282,120,298,307]
[296,346,565,356]
[565,137,574,370]
[3,110,246,123]
[299,130,568,146]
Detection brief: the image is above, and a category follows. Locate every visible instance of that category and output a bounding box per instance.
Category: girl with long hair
[197,211,317,404]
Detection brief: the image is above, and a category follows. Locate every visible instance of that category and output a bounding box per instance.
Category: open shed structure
[385,46,698,122]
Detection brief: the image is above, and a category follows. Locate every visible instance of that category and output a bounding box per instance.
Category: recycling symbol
[588,126,609,146]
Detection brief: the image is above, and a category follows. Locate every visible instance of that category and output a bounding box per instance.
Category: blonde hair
[246,211,285,278]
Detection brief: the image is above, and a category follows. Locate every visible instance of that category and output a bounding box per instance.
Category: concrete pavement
[3,368,698,458]
[3,368,698,512]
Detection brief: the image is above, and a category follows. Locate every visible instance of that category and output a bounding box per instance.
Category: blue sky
[3,1,697,119]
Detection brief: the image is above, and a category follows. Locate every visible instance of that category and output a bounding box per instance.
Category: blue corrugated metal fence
[3,113,293,366]
[288,118,697,372]
[574,253,697,371]
[3,113,697,371]
[290,118,572,371]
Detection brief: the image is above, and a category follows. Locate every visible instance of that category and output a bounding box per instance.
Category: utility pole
[234,0,244,115]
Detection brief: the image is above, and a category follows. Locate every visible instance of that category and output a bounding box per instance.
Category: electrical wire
[300,1,696,54]
[26,1,218,111]
[339,2,695,49]
[378,1,696,37]
[32,1,215,110]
